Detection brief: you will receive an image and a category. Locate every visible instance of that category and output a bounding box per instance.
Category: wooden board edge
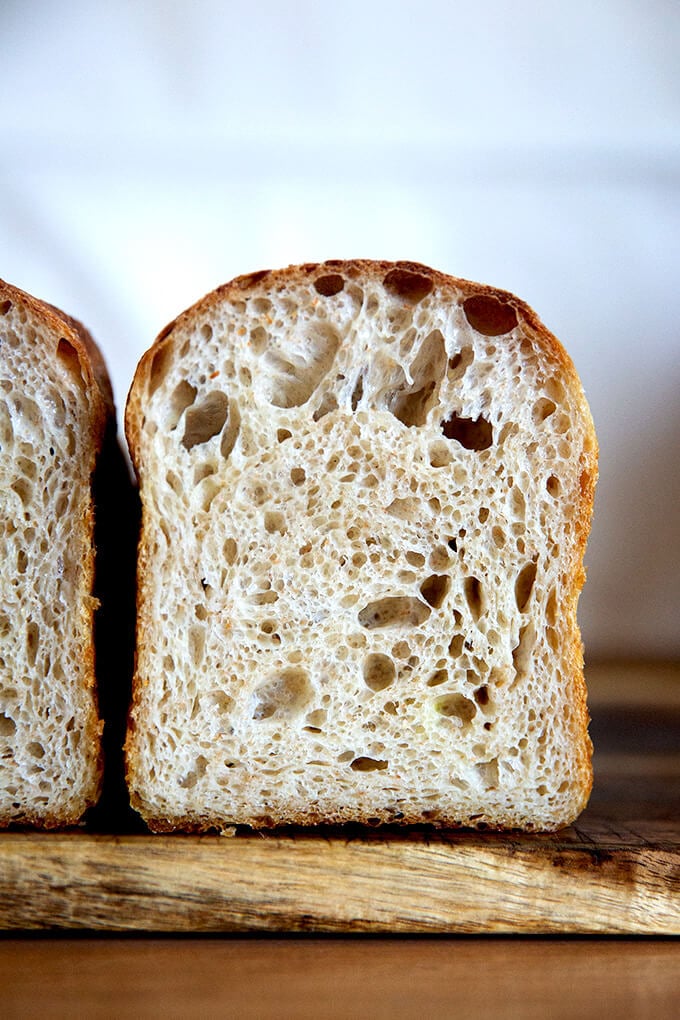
[1,833,678,935]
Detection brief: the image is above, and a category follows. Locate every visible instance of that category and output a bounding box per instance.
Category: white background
[1,1,678,659]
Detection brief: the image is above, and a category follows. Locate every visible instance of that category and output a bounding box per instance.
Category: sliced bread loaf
[0,279,113,827]
[125,260,598,832]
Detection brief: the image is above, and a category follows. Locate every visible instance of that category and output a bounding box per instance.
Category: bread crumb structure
[126,260,598,832]
[0,281,109,827]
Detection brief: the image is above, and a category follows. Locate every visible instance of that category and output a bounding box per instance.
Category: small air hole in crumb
[314,273,345,296]
[291,467,306,485]
[462,295,518,336]
[427,669,448,687]
[264,511,286,535]
[277,428,292,443]
[363,653,396,692]
[428,441,452,468]
[448,633,464,657]
[358,596,430,630]
[405,550,426,568]
[546,474,560,497]
[419,574,451,609]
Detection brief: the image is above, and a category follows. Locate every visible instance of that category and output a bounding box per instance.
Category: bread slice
[0,279,113,827]
[125,260,597,832]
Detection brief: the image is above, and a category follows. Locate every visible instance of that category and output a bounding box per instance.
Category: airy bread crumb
[125,260,598,833]
[0,279,111,827]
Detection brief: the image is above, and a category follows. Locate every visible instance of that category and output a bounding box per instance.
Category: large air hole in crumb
[223,537,238,564]
[56,337,84,386]
[448,633,464,657]
[313,392,339,421]
[428,441,452,468]
[179,754,208,790]
[427,669,448,687]
[26,622,39,667]
[464,577,484,621]
[385,497,419,521]
[252,668,312,720]
[358,597,430,630]
[265,322,340,408]
[462,295,518,336]
[363,654,396,692]
[188,626,205,666]
[405,551,425,568]
[429,546,452,571]
[419,574,450,609]
[167,380,197,429]
[220,400,241,459]
[264,511,286,535]
[147,342,174,396]
[389,329,446,427]
[515,562,537,612]
[350,756,389,772]
[305,708,326,730]
[442,413,493,450]
[435,693,476,732]
[250,325,268,354]
[11,479,32,506]
[512,622,536,681]
[546,474,560,497]
[0,713,16,737]
[210,689,231,714]
[533,398,556,423]
[182,391,229,450]
[475,758,499,789]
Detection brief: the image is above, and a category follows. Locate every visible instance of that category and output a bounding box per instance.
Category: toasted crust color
[126,259,598,833]
[0,278,114,828]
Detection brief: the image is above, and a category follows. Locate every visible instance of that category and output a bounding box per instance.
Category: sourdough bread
[0,279,112,827]
[126,260,598,832]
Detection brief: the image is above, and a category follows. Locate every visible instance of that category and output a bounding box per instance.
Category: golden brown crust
[0,278,114,829]
[125,259,598,832]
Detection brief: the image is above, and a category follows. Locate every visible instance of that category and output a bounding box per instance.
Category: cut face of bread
[0,280,110,827]
[126,260,597,832]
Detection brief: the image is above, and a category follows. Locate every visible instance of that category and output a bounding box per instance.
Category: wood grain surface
[1,663,678,935]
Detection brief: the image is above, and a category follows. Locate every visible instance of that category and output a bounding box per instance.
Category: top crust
[125,259,598,833]
[1,278,114,447]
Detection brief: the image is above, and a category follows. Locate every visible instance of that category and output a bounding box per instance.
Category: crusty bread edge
[0,278,115,828]
[125,259,598,833]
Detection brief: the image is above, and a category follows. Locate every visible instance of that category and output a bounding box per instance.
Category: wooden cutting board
[1,663,678,934]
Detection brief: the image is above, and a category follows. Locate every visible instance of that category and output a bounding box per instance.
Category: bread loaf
[0,279,112,827]
[125,260,597,832]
